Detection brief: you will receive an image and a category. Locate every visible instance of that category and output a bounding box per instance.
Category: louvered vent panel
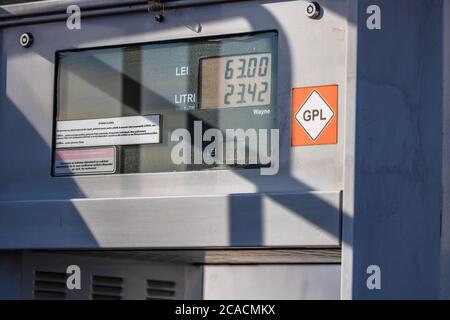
[33,271,67,300]
[91,275,123,300]
[146,279,176,300]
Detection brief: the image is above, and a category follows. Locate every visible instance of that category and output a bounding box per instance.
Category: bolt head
[20,33,33,48]
[154,14,164,23]
[306,2,321,19]
[193,23,202,33]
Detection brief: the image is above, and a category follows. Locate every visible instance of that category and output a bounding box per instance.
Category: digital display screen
[200,53,272,109]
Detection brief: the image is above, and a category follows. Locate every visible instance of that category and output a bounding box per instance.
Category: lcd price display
[200,53,272,109]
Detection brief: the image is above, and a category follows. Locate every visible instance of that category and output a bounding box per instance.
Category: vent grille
[91,275,123,300]
[146,279,176,300]
[33,271,67,300]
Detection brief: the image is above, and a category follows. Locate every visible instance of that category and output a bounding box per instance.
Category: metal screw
[19,32,33,48]
[154,14,164,23]
[193,23,202,33]
[149,1,164,23]
[306,2,321,19]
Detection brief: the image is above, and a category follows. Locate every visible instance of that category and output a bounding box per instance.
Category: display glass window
[53,31,278,176]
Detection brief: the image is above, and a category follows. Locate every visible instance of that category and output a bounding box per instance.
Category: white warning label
[54,147,116,176]
[55,115,160,148]
[295,91,334,141]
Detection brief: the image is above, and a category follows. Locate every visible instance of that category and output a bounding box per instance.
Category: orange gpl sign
[292,85,338,146]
